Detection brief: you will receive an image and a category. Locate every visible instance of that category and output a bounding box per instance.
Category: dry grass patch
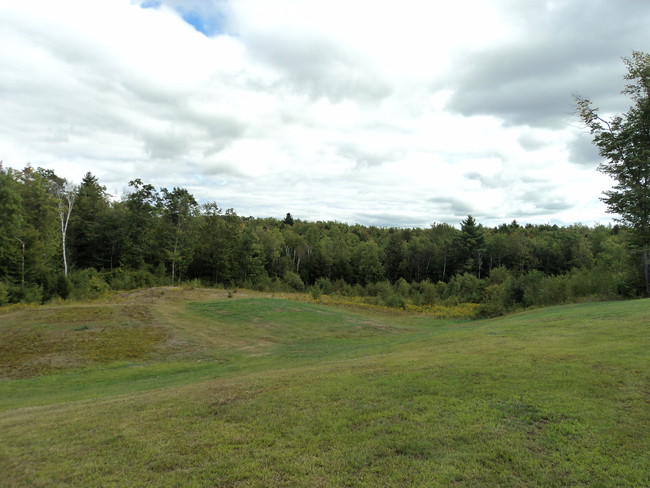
[0,305,169,378]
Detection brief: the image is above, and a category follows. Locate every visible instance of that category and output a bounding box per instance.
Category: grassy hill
[1,288,649,487]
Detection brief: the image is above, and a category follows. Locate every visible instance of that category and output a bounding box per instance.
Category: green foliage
[314,277,333,294]
[54,273,73,300]
[0,281,8,305]
[455,215,487,277]
[68,269,110,300]
[447,273,484,303]
[283,271,305,291]
[104,268,160,291]
[69,172,113,269]
[577,51,650,246]
[309,286,322,300]
[7,282,43,304]
[0,167,645,310]
[409,280,441,305]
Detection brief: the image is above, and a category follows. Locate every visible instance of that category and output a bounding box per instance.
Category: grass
[1,288,649,487]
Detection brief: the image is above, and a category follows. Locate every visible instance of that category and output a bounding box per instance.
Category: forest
[0,164,643,317]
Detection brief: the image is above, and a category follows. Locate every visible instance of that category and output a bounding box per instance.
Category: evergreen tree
[70,172,112,269]
[455,215,486,278]
[0,166,23,281]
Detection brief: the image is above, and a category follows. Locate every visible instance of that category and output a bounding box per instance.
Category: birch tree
[56,182,76,276]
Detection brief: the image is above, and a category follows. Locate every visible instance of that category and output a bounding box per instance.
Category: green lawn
[1,289,649,487]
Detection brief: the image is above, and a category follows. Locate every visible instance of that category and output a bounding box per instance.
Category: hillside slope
[1,290,649,487]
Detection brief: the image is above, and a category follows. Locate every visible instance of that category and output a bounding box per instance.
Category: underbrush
[315,294,480,319]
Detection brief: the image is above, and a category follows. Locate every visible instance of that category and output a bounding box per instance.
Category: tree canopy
[0,164,643,313]
[577,51,650,245]
[576,51,650,293]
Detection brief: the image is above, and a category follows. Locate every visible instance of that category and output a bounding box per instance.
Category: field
[1,288,649,487]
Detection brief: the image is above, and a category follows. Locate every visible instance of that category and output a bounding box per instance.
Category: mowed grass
[1,289,649,487]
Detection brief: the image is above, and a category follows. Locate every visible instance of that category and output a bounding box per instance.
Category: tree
[0,166,23,281]
[56,182,76,277]
[15,167,61,292]
[36,169,77,277]
[454,215,486,278]
[160,187,199,285]
[70,172,112,269]
[283,212,294,226]
[576,51,650,294]
[122,179,161,269]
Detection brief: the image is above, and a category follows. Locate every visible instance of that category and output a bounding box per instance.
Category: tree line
[0,164,643,315]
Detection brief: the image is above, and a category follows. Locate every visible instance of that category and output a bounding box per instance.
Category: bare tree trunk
[442,250,447,281]
[58,189,75,276]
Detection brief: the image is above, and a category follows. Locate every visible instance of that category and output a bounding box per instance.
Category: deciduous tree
[576,51,650,293]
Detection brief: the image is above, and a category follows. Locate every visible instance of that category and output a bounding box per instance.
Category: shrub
[9,283,43,304]
[69,269,110,300]
[0,281,8,306]
[366,281,392,298]
[310,287,322,300]
[381,292,406,309]
[416,280,440,305]
[181,278,203,290]
[314,277,333,294]
[476,283,510,318]
[283,271,305,291]
[395,278,410,297]
[54,274,73,299]
[331,279,353,296]
[537,274,569,306]
[447,273,485,303]
[252,274,273,292]
[104,268,160,290]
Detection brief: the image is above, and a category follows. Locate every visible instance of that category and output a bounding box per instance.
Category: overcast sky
[1,1,649,228]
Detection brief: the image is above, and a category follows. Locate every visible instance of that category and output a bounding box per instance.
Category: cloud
[137,0,229,36]
[429,197,476,219]
[568,133,601,168]
[0,0,641,229]
[446,1,650,127]
[336,142,404,169]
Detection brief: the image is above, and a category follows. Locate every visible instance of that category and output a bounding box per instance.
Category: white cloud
[1,0,648,227]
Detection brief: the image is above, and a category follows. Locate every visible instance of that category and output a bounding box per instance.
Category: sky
[1,0,649,228]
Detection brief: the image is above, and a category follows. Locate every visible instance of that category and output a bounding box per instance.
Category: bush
[69,269,110,300]
[283,271,305,291]
[381,292,406,309]
[0,281,8,306]
[487,266,511,285]
[537,274,569,306]
[314,277,333,294]
[416,280,440,305]
[366,281,392,298]
[395,278,410,297]
[54,274,73,300]
[476,283,510,318]
[447,273,484,303]
[8,283,43,304]
[331,279,353,296]
[104,268,160,290]
[181,278,203,290]
[252,274,273,292]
